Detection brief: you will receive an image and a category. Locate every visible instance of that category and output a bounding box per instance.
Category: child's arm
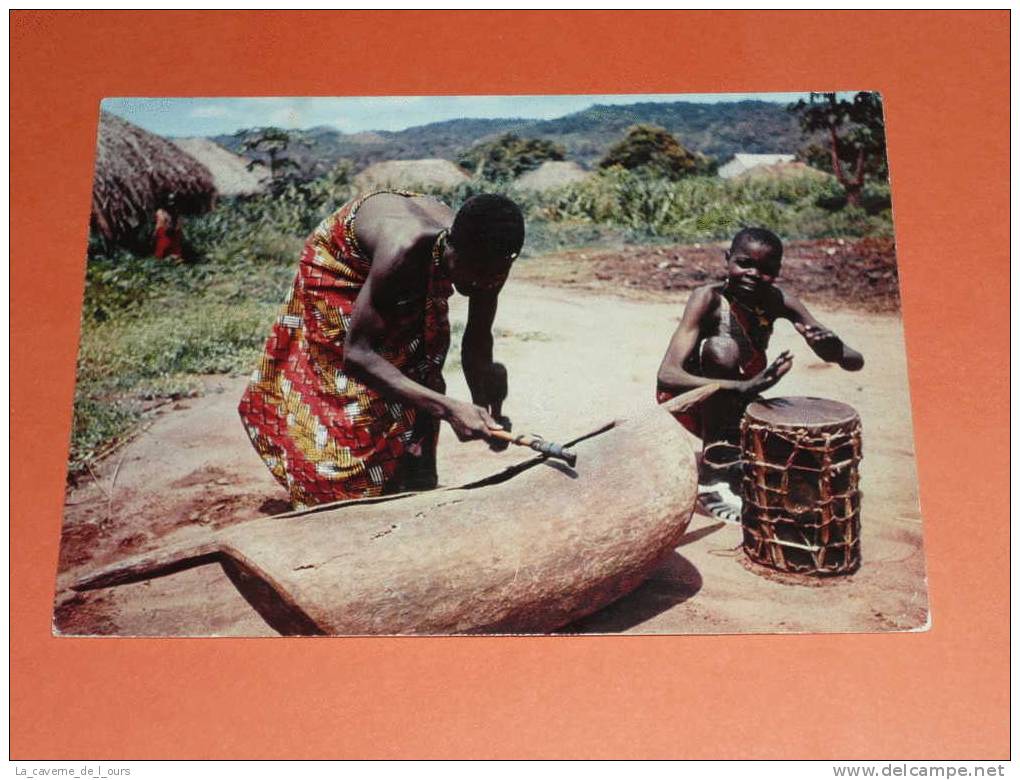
[658,287,792,395]
[658,288,733,392]
[780,291,864,370]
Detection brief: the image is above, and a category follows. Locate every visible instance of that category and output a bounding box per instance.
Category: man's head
[724,227,783,299]
[447,194,525,296]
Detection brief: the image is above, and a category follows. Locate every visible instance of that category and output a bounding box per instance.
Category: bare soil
[54,259,927,636]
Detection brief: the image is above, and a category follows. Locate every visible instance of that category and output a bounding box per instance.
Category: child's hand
[794,322,843,362]
[742,351,793,396]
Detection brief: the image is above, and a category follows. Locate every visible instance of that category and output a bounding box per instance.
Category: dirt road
[54,279,928,636]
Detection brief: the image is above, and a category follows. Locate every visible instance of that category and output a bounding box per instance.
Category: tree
[598,124,711,180]
[458,133,565,182]
[789,92,887,208]
[233,127,309,184]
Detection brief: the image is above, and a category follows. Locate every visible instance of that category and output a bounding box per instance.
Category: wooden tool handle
[659,383,721,414]
[487,430,534,446]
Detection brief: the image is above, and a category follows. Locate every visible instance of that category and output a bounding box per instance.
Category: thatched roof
[718,153,796,179]
[353,159,471,194]
[91,111,216,246]
[511,161,591,193]
[172,137,269,197]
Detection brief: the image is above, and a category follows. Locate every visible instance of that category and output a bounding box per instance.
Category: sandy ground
[54,279,928,636]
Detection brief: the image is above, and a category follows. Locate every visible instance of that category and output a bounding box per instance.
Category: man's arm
[780,290,864,370]
[658,287,794,398]
[343,237,501,441]
[461,291,501,410]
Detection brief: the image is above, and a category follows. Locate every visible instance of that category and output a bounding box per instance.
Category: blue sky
[101,93,817,138]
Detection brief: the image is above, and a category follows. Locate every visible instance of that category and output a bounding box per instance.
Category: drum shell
[739,398,862,575]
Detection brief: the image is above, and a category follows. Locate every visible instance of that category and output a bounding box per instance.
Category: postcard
[54,92,927,637]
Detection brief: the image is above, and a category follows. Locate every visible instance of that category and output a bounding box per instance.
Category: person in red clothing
[153,193,185,260]
[239,191,524,509]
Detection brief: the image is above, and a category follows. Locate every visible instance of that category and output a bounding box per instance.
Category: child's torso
[699,283,777,357]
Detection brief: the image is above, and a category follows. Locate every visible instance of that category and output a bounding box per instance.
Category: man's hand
[794,322,843,362]
[741,350,794,396]
[444,398,504,442]
[471,361,507,411]
[485,412,512,451]
[466,361,511,450]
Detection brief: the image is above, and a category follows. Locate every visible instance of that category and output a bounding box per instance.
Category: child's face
[724,240,782,298]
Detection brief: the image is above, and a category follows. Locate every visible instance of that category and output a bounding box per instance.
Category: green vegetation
[789,92,888,208]
[598,124,715,180]
[71,251,293,477]
[232,126,310,183]
[526,168,892,241]
[458,133,565,182]
[71,165,355,477]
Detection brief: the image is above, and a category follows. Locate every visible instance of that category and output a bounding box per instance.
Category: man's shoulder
[360,192,449,227]
[358,195,446,257]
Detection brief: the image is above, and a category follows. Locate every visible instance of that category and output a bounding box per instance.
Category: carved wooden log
[74,395,708,635]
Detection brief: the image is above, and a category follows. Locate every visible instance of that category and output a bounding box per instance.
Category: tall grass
[524,169,892,241]
[410,168,892,246]
[73,215,312,476]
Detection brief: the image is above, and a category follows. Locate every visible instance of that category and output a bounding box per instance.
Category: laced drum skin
[739,397,862,575]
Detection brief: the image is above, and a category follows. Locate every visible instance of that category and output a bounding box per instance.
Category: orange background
[10,11,1010,759]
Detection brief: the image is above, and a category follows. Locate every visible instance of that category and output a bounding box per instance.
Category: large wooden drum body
[739,397,862,575]
[73,403,700,635]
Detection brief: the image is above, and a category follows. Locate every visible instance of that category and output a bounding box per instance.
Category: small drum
[739,397,862,575]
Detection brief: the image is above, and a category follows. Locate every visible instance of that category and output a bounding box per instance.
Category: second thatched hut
[352,159,471,195]
[172,137,269,197]
[511,161,591,193]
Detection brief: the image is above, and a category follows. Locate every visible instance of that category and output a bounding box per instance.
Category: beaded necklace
[723,283,772,331]
[431,229,449,273]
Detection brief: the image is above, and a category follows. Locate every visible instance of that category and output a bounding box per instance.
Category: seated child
[656,227,864,521]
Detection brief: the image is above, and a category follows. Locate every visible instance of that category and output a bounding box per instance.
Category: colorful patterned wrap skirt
[238,192,453,508]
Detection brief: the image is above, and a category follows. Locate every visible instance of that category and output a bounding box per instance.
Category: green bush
[517,169,893,241]
[860,181,892,215]
[458,134,565,182]
[598,124,711,180]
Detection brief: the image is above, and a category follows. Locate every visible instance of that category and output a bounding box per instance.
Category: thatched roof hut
[511,161,591,193]
[91,111,216,247]
[718,153,796,179]
[732,160,833,182]
[353,159,471,194]
[172,137,269,197]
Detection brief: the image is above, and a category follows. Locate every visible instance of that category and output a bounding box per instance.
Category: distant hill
[213,100,804,178]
